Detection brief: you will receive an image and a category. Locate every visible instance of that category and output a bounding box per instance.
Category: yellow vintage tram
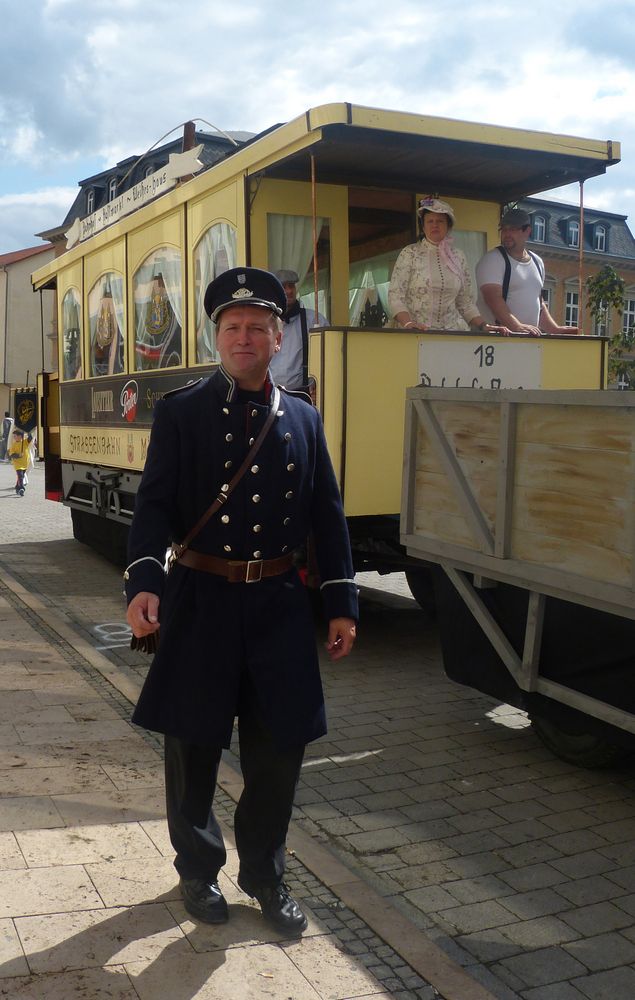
[32,103,616,574]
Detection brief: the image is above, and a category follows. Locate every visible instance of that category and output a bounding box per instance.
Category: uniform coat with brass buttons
[125,366,358,749]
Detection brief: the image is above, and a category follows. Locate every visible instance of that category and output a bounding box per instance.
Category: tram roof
[32,103,620,291]
[259,104,620,200]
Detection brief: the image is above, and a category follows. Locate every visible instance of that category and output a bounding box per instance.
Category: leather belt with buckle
[175,548,294,583]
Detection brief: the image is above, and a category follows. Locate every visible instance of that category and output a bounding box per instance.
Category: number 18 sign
[417,338,542,390]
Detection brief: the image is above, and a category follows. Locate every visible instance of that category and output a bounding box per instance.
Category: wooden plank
[522,591,545,690]
[512,528,631,586]
[401,399,417,537]
[401,532,635,619]
[442,565,525,687]
[514,487,629,553]
[516,405,634,453]
[495,401,516,559]
[514,442,631,503]
[414,399,495,554]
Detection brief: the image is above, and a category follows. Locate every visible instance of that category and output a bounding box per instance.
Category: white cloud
[1,0,635,247]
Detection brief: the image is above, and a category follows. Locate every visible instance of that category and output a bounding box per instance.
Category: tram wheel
[529,710,628,768]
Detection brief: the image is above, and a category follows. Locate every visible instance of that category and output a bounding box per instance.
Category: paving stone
[440,899,520,935]
[522,983,589,999]
[501,915,579,949]
[0,916,29,978]
[444,874,514,906]
[0,795,65,833]
[496,945,587,988]
[498,862,566,893]
[0,966,138,998]
[455,927,520,964]
[16,822,162,867]
[499,887,571,919]
[345,827,410,853]
[560,901,634,935]
[563,930,635,972]
[571,965,635,999]
[0,865,103,919]
[556,875,627,907]
[550,851,618,880]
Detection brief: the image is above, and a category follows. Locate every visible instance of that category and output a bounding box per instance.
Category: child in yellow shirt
[7,430,33,496]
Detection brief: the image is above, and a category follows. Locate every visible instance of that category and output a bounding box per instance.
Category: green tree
[586,265,634,388]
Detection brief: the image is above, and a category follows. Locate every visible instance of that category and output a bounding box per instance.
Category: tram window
[194,223,237,364]
[61,287,82,380]
[268,213,331,320]
[88,272,125,377]
[133,247,183,371]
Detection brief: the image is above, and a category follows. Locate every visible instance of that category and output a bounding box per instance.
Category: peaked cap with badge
[204,267,287,324]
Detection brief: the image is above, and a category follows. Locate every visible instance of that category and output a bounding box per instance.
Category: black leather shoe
[180,877,229,924]
[240,880,308,936]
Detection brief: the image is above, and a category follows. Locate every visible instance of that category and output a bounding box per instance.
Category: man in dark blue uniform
[125,267,358,936]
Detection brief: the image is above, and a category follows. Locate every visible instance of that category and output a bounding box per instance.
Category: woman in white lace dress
[388,198,500,333]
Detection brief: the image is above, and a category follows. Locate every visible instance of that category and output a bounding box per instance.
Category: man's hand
[325,617,357,661]
[127,592,160,638]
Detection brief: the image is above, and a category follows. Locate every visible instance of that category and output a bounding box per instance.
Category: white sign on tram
[418,338,543,390]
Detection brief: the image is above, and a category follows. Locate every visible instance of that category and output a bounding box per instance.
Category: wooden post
[311,154,319,319]
[578,180,585,332]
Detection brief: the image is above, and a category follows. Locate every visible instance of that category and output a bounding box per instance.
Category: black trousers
[164,707,305,889]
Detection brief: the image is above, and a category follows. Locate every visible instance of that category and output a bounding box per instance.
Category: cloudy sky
[1,0,634,252]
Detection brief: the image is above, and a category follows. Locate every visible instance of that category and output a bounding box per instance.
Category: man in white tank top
[476,208,579,336]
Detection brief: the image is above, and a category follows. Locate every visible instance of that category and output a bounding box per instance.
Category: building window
[108,176,118,202]
[86,189,95,215]
[623,298,635,336]
[594,225,607,252]
[565,290,579,327]
[533,215,546,242]
[567,220,580,248]
[541,286,553,312]
[144,163,154,179]
[594,311,609,337]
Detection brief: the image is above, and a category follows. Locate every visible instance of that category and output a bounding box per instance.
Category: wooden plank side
[514,487,629,554]
[414,470,497,525]
[514,442,631,503]
[516,404,634,453]
[512,527,631,586]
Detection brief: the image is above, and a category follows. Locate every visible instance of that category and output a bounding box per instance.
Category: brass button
[285,490,293,499]
[225,460,233,469]
[253,524,262,533]
[221,514,230,524]
[281,545,288,553]
[287,463,295,472]
[284,432,291,441]
[251,408,258,417]
[284,517,291,525]
[252,494,261,503]
[223,407,229,415]
[251,465,259,474]
[277,410,284,417]
[249,436,255,445]
[224,544,232,552]
[221,483,229,492]
[253,550,262,559]
[225,433,233,442]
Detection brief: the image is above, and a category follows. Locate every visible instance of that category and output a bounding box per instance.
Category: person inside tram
[388,197,507,333]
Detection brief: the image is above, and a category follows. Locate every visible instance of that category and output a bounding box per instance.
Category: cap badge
[232,287,254,300]
[237,273,246,284]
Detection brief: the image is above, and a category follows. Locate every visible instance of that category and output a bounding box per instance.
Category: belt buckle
[245,559,263,583]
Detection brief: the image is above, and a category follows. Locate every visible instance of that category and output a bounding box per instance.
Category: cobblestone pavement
[3,462,635,999]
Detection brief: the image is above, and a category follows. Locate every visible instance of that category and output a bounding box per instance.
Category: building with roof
[0,243,56,415]
[38,126,254,254]
[520,197,635,338]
